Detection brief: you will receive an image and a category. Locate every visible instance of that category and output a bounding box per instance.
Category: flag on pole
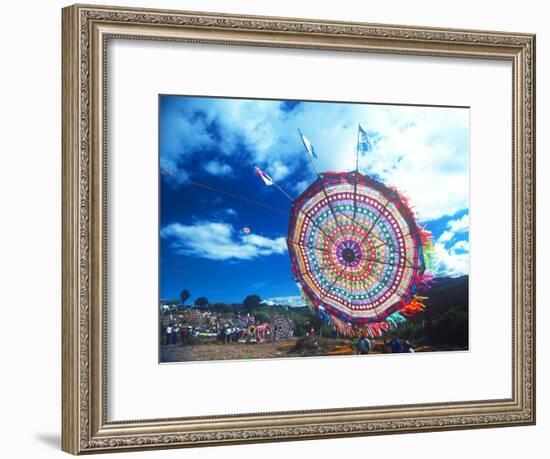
[255,166,274,186]
[298,129,317,159]
[358,125,373,154]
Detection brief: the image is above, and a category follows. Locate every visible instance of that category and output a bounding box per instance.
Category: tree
[179,289,190,306]
[243,295,261,311]
[289,311,309,336]
[194,297,209,308]
[254,311,270,324]
[319,324,336,338]
[209,302,225,312]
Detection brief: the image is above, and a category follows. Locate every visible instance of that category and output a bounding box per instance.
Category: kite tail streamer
[400,295,428,317]
[331,316,353,336]
[364,322,390,337]
[388,190,436,282]
[418,271,435,289]
[419,226,433,247]
[386,311,407,328]
[389,186,412,209]
[416,226,435,290]
[419,226,436,275]
[317,308,332,326]
[303,294,315,315]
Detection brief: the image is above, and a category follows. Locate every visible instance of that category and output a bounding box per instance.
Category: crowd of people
[160,309,272,346]
[356,334,415,355]
[161,308,418,355]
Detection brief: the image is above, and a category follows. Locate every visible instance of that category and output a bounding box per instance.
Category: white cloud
[432,214,470,277]
[359,108,469,221]
[262,295,306,308]
[438,231,454,244]
[163,97,469,221]
[268,160,290,181]
[450,240,469,254]
[448,213,469,233]
[433,242,470,278]
[293,179,311,194]
[439,214,469,243]
[204,160,233,176]
[160,221,287,261]
[160,101,215,177]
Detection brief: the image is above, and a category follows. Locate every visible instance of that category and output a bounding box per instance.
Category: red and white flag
[255,167,274,186]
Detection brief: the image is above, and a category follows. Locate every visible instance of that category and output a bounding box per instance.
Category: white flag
[255,166,274,186]
[298,129,317,158]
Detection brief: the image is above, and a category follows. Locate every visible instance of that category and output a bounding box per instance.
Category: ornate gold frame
[61,3,536,454]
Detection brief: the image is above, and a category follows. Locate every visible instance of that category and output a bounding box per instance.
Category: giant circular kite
[270,315,294,340]
[287,171,432,337]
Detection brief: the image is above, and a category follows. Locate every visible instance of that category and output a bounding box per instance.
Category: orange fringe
[400,295,427,317]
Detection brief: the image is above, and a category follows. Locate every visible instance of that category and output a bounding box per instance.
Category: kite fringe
[391,189,437,285]
[386,311,407,328]
[309,292,429,338]
[423,246,437,274]
[418,271,435,289]
[418,226,436,283]
[314,307,421,339]
[400,295,428,317]
[303,293,316,315]
[389,186,420,221]
[419,226,433,247]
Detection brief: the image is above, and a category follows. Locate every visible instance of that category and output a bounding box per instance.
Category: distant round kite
[287,171,432,336]
[270,315,294,340]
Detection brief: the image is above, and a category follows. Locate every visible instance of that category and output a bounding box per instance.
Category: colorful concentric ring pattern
[288,172,426,324]
[270,315,294,340]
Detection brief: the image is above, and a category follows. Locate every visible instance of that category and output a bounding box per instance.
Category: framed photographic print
[62,4,536,454]
[158,95,470,364]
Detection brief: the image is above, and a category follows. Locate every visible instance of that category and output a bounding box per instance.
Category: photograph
[158,95,470,363]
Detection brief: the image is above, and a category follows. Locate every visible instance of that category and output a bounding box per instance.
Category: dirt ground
[159,337,444,363]
[161,339,301,362]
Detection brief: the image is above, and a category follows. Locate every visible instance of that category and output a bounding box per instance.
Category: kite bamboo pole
[287,239,328,253]
[298,129,346,238]
[352,124,360,238]
[272,182,295,202]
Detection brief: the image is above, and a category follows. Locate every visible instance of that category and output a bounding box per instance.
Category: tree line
[163,290,267,312]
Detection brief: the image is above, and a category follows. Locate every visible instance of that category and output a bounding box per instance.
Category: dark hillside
[391,276,469,348]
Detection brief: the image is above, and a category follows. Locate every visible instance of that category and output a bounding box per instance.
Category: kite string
[186,179,289,214]
[161,170,290,215]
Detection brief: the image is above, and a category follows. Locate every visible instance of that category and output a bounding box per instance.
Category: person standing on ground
[357,335,370,355]
[389,334,404,353]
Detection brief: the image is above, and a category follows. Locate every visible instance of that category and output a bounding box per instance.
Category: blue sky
[159,95,470,304]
